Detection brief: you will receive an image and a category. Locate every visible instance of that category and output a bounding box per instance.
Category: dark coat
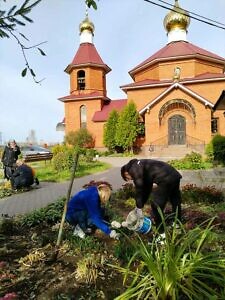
[11,164,34,188]
[1,145,21,167]
[121,159,182,209]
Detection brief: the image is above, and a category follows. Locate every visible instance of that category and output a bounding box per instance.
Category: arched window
[77,70,85,90]
[159,99,196,125]
[80,105,87,128]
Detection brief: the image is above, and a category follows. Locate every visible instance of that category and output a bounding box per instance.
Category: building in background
[59,0,225,155]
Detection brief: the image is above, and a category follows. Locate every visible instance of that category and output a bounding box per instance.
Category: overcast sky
[1,0,225,145]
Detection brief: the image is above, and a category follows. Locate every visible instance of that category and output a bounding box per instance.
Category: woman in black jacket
[121,159,182,233]
[1,140,21,179]
[10,159,34,190]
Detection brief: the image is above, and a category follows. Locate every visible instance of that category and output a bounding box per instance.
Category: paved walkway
[1,157,225,217]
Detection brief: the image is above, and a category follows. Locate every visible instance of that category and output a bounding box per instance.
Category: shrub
[113,183,135,201]
[52,148,75,171]
[20,197,65,227]
[182,184,224,204]
[168,151,206,170]
[212,134,225,165]
[205,141,214,162]
[65,128,94,148]
[83,148,98,162]
[0,181,13,198]
[51,144,66,156]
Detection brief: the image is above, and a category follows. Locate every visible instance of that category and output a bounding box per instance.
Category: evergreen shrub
[212,134,225,165]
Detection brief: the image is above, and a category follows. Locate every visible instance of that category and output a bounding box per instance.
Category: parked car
[21,145,51,155]
[21,145,53,162]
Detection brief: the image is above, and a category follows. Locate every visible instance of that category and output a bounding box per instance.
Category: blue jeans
[66,208,108,232]
[66,210,92,232]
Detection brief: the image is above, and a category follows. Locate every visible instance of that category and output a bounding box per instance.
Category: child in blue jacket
[66,184,119,239]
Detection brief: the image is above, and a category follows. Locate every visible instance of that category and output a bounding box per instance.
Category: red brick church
[58,0,225,155]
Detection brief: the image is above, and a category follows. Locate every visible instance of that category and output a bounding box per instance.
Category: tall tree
[103,109,119,152]
[115,101,139,152]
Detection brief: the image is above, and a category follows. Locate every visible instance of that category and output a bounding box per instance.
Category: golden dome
[79,16,95,34]
[163,0,190,32]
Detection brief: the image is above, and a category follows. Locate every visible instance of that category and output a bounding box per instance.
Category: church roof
[65,43,111,73]
[58,91,110,102]
[129,41,225,78]
[121,73,225,91]
[92,99,127,122]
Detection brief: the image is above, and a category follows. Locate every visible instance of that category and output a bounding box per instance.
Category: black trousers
[4,166,16,180]
[10,176,34,189]
[151,180,182,233]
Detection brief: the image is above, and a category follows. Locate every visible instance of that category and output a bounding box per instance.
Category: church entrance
[168,115,186,145]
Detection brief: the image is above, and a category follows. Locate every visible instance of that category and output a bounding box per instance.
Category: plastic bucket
[136,216,152,234]
[126,211,152,234]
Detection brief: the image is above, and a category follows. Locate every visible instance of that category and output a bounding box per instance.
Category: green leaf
[20,14,33,23]
[38,48,46,56]
[19,32,29,41]
[21,67,27,77]
[12,18,26,26]
[86,0,98,10]
[7,5,17,16]
[0,29,9,38]
[30,68,36,77]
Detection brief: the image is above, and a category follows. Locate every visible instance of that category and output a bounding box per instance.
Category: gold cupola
[79,16,95,35]
[163,0,190,43]
[79,12,95,44]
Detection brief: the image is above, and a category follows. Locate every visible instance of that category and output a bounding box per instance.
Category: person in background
[121,159,182,236]
[1,139,21,180]
[10,159,34,191]
[66,184,120,239]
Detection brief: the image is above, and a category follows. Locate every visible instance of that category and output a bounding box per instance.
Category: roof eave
[65,63,111,74]
[121,76,225,92]
[139,82,214,114]
[58,95,110,102]
[129,54,225,78]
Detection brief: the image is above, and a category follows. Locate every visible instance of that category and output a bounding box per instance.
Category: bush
[205,141,214,162]
[113,183,135,200]
[20,197,65,227]
[83,148,98,162]
[52,148,75,171]
[65,128,94,148]
[212,134,225,165]
[182,184,224,204]
[168,151,206,170]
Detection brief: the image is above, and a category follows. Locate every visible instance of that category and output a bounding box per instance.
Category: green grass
[30,160,111,182]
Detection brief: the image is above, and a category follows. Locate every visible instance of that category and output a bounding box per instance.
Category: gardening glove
[121,221,128,227]
[111,220,121,229]
[109,230,120,240]
[134,207,143,218]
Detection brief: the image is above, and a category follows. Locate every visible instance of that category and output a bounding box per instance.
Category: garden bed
[1,183,225,299]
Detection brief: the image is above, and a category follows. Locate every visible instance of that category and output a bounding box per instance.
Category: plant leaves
[38,48,46,56]
[21,67,27,77]
[20,14,33,23]
[19,32,29,41]
[7,5,17,16]
[30,68,36,77]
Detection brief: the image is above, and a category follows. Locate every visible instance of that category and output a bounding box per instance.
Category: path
[0,157,225,217]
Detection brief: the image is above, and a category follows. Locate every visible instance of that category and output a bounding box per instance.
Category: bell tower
[58,8,111,145]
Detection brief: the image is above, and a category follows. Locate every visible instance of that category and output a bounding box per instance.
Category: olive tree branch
[8,28,47,84]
